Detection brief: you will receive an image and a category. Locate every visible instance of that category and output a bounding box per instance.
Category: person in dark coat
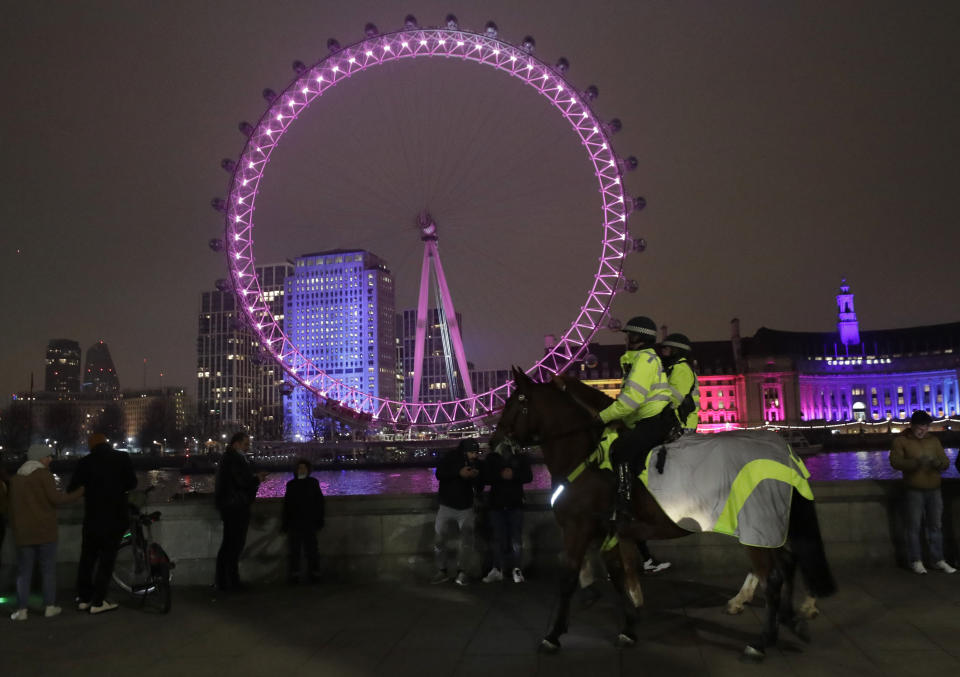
[282,458,325,584]
[480,440,533,584]
[214,432,265,591]
[67,433,137,614]
[431,438,483,585]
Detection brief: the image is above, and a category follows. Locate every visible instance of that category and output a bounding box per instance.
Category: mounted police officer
[660,333,701,434]
[595,316,676,522]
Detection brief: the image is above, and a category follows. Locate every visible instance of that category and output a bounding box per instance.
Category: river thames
[123,448,960,503]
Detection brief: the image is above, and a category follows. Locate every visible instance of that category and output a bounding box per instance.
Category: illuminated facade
[197,262,293,438]
[570,281,960,428]
[283,250,396,439]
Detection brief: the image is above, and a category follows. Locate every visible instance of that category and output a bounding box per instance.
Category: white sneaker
[10,609,27,621]
[643,558,671,573]
[910,560,928,575]
[89,601,119,614]
[482,568,503,583]
[512,568,525,584]
[44,606,62,618]
[933,560,957,574]
[454,571,469,586]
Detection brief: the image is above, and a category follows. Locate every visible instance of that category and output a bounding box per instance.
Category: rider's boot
[614,462,634,525]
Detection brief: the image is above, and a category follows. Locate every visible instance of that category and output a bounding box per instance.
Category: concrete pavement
[2,565,958,676]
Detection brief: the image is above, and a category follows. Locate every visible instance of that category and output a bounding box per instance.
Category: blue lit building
[283,250,396,440]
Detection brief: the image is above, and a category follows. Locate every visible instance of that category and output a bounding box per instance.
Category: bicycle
[112,487,175,613]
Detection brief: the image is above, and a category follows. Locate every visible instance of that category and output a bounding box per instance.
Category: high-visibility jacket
[666,358,700,431]
[599,348,671,428]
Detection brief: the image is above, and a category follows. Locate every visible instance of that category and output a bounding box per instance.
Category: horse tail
[787,488,837,598]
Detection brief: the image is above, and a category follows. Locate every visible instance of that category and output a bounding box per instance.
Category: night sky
[2,0,958,400]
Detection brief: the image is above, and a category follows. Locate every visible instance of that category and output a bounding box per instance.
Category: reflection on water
[133,448,959,502]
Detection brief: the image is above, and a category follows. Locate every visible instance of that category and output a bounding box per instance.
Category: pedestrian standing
[431,438,483,586]
[0,465,10,571]
[481,440,533,584]
[68,433,137,614]
[9,444,82,621]
[282,458,325,584]
[214,432,265,591]
[889,410,956,574]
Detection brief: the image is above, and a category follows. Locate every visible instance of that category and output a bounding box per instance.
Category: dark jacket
[68,443,137,531]
[282,477,325,532]
[215,447,260,512]
[482,452,533,510]
[435,448,482,510]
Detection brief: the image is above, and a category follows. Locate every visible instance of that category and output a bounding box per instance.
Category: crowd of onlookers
[1,411,957,622]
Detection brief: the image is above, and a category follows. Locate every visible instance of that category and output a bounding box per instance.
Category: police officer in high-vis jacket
[596,316,676,520]
[660,333,701,433]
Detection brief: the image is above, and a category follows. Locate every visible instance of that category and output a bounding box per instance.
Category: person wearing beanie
[889,410,955,575]
[8,444,83,621]
[594,316,675,525]
[67,433,137,613]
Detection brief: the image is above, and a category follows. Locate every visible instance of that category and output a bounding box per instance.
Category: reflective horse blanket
[639,430,813,548]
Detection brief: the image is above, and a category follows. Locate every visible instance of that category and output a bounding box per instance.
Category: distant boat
[779,430,824,457]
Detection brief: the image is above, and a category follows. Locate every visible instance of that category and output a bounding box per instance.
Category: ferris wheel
[211,15,647,430]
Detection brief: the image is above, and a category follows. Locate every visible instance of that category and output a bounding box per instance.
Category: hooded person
[67,433,137,613]
[9,444,82,621]
[281,458,325,584]
[431,438,483,585]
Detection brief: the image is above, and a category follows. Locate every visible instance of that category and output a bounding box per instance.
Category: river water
[127,448,960,504]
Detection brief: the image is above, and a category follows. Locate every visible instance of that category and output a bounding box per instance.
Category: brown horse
[489,368,836,661]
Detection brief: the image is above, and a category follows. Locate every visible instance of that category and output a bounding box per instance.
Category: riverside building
[571,280,960,430]
[196,262,293,439]
[283,250,396,440]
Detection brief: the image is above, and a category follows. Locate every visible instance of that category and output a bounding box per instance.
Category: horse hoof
[539,638,560,654]
[725,603,745,615]
[615,632,637,648]
[740,645,765,663]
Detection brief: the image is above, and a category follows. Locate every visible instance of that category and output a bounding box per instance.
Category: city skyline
[2,1,958,399]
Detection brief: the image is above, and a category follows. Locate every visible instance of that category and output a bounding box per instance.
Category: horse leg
[777,550,811,643]
[726,572,759,615]
[578,549,603,609]
[741,549,781,663]
[798,594,820,620]
[541,521,592,653]
[617,538,644,608]
[603,547,638,648]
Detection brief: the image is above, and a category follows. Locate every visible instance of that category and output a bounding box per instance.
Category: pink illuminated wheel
[220,17,643,429]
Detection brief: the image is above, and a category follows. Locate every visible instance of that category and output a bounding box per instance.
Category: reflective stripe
[667,385,683,403]
[645,394,672,403]
[617,392,641,409]
[713,459,814,540]
[645,353,658,363]
[624,380,649,396]
[662,339,691,351]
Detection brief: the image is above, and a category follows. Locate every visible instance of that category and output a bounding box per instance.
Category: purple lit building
[569,280,960,429]
[283,250,396,440]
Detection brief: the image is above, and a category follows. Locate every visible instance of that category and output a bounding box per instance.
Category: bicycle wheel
[112,540,138,595]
